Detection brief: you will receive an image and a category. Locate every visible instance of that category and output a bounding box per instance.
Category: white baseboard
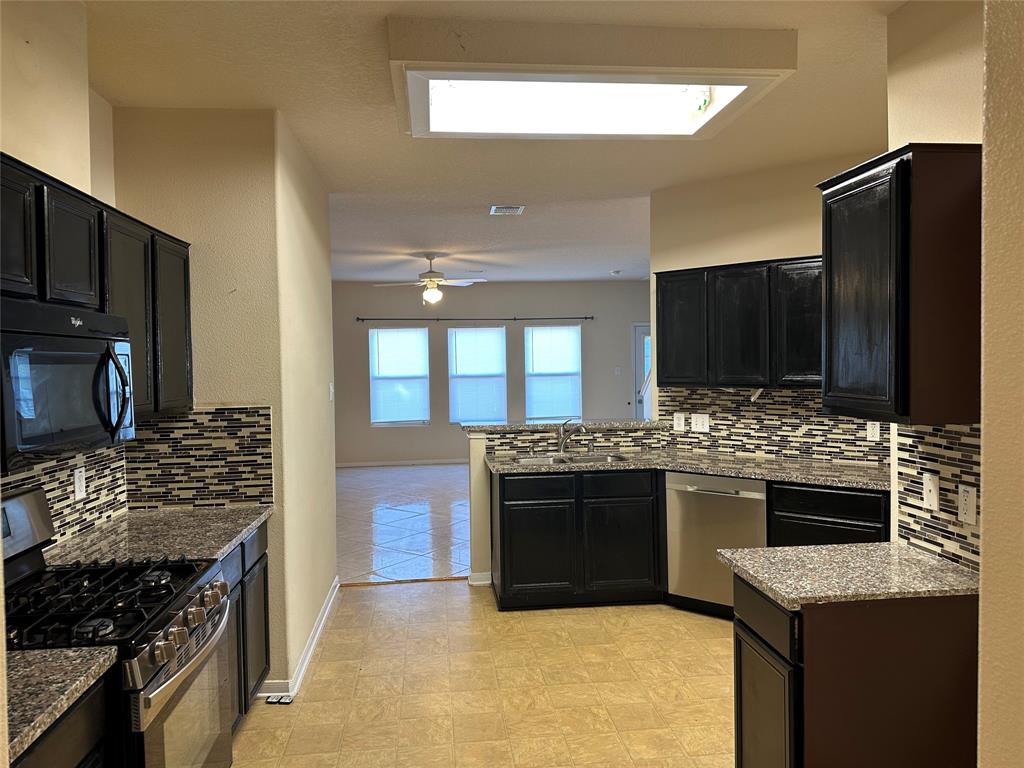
[258,575,340,697]
[336,459,468,468]
[468,571,491,587]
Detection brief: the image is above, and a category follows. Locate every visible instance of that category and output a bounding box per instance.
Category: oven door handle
[132,599,232,732]
[107,343,131,438]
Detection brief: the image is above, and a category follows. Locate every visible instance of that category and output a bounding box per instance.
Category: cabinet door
[104,213,155,414]
[1,164,38,297]
[227,582,245,730]
[42,186,101,307]
[771,259,822,387]
[581,497,660,593]
[153,236,193,412]
[735,621,798,768]
[656,271,707,386]
[243,554,270,705]
[768,511,886,547]
[822,160,908,418]
[502,500,576,597]
[709,265,770,386]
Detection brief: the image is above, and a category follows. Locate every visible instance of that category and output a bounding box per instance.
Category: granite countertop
[717,542,979,610]
[463,420,667,434]
[485,448,890,490]
[45,504,273,564]
[6,647,118,762]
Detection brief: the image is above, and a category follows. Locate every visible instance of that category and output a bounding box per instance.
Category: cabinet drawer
[504,474,575,501]
[242,523,268,573]
[582,471,654,498]
[733,576,800,663]
[771,484,887,524]
[769,512,886,548]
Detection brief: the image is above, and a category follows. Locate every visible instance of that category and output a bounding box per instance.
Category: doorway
[633,322,652,419]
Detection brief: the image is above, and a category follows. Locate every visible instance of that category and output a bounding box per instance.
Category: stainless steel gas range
[3,488,235,768]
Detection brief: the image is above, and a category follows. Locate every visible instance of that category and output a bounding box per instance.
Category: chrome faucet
[556,418,588,453]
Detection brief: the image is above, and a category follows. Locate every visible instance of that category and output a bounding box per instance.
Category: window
[524,326,582,423]
[448,328,507,425]
[368,328,429,424]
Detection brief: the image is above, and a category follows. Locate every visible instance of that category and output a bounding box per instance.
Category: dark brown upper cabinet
[709,264,771,387]
[818,144,981,423]
[656,270,707,386]
[1,164,39,298]
[153,235,193,412]
[42,185,102,308]
[771,258,823,387]
[104,212,155,415]
[656,257,822,390]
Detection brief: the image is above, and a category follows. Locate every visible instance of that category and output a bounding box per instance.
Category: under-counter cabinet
[491,470,666,609]
[733,577,978,768]
[12,679,107,768]
[818,143,980,423]
[656,256,821,388]
[767,483,889,547]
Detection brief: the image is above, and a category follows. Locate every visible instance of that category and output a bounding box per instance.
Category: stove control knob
[212,580,229,598]
[187,606,207,628]
[202,588,223,609]
[168,626,190,648]
[153,639,178,665]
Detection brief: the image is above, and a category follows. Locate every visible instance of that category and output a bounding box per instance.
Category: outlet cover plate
[691,413,710,433]
[673,413,686,432]
[922,473,939,511]
[73,468,86,501]
[958,484,977,525]
[867,422,881,441]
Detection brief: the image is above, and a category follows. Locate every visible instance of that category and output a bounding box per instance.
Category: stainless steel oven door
[131,600,234,768]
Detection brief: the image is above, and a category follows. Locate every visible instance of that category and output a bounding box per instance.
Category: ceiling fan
[372,252,487,304]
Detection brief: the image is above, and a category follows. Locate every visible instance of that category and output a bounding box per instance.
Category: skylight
[425,79,747,138]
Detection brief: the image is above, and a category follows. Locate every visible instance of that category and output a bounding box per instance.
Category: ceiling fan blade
[440,278,488,287]
[372,282,425,288]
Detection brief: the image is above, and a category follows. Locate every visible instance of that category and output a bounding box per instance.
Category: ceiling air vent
[489,205,525,216]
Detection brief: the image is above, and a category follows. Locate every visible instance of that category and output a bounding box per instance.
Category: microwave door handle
[107,343,131,437]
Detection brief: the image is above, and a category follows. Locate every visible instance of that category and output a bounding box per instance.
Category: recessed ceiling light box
[388,17,797,140]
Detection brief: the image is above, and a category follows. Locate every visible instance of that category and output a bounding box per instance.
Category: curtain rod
[355,315,595,323]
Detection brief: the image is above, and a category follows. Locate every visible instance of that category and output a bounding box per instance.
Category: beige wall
[887,1,984,148]
[89,89,116,204]
[333,280,650,464]
[979,2,1024,761]
[274,114,337,674]
[0,1,91,189]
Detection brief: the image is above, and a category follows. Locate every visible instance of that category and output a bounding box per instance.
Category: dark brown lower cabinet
[768,483,889,547]
[13,679,107,768]
[243,553,271,702]
[733,575,978,768]
[492,470,666,610]
[227,582,245,731]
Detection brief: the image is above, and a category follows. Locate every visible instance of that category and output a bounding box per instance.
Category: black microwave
[1,299,135,472]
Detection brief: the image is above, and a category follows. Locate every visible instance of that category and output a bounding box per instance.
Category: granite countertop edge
[137,503,275,561]
[484,452,890,491]
[7,646,118,761]
[716,543,980,611]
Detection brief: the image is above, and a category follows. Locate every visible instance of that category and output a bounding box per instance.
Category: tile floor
[234,580,735,767]
[336,465,471,584]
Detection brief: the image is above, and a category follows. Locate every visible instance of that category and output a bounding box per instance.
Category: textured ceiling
[86,1,890,281]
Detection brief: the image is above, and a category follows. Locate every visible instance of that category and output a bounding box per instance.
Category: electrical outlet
[958,484,977,525]
[866,421,881,441]
[673,413,686,432]
[691,413,710,433]
[922,473,939,511]
[73,468,87,501]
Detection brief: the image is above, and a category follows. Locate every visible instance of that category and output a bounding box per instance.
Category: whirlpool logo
[70,316,83,328]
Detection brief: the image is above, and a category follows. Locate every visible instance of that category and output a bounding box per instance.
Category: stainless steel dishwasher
[666,472,767,612]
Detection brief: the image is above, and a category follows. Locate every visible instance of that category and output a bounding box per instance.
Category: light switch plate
[673,413,686,432]
[691,413,710,433]
[73,468,87,501]
[922,473,940,511]
[866,421,881,441]
[957,484,977,525]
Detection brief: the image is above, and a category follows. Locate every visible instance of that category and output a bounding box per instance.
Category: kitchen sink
[514,455,572,465]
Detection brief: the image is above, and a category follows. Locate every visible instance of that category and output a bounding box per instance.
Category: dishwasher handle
[665,475,767,501]
[680,485,765,500]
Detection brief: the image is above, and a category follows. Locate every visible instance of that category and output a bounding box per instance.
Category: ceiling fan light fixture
[422,283,444,304]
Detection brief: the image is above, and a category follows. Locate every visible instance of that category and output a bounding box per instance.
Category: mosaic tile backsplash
[657,387,890,464]
[126,406,274,510]
[1,446,127,542]
[896,424,981,571]
[485,425,665,456]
